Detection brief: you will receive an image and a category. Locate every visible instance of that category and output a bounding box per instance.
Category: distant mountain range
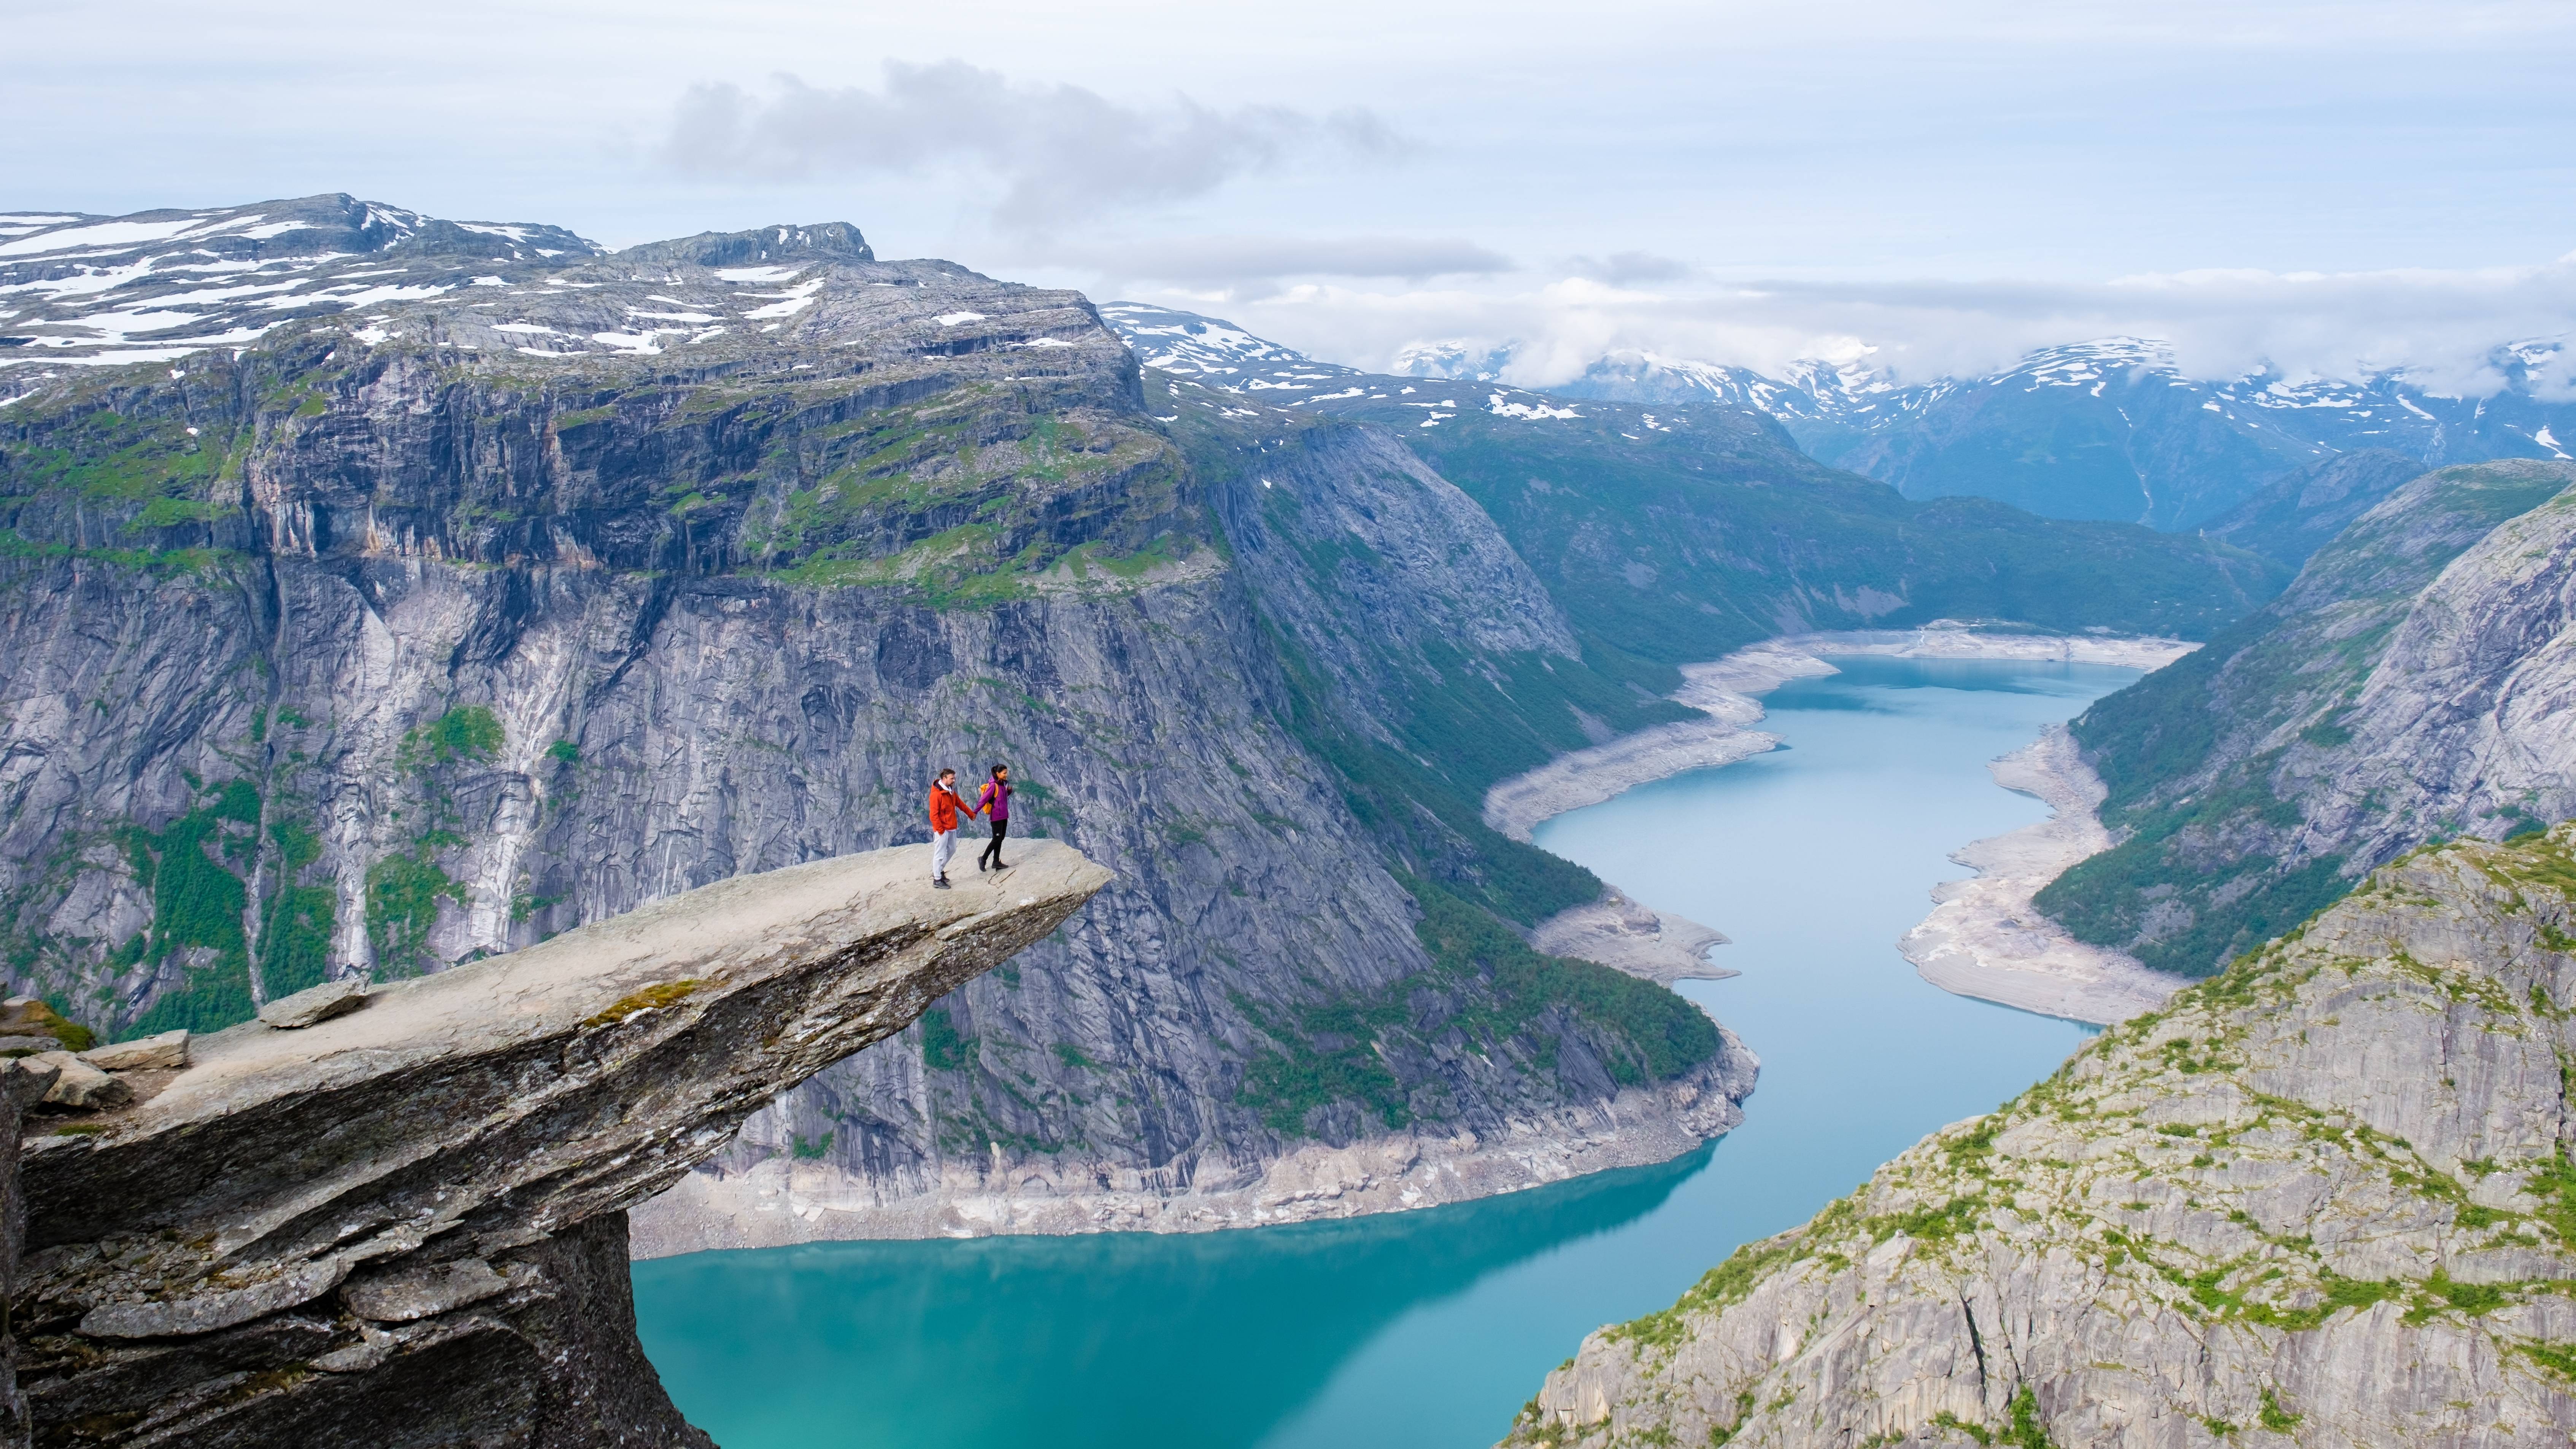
[1111,303,2575,532]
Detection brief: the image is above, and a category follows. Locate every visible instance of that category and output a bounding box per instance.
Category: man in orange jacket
[927,768,966,889]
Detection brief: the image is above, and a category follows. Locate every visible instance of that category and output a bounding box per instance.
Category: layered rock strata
[11,842,1108,1449]
[1508,826,2576,1448]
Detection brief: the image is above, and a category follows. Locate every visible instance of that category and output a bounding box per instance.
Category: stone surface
[2043,460,2576,975]
[256,979,367,1029]
[25,1054,124,1111]
[1899,726,2190,1024]
[0,1058,61,1449]
[1505,826,2576,1449]
[76,1031,187,1072]
[12,840,1109,1447]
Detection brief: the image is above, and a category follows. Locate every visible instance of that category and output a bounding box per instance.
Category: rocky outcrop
[1899,726,2189,1025]
[2042,459,2576,975]
[1507,825,2576,1448]
[0,200,1758,1255]
[10,840,1108,1448]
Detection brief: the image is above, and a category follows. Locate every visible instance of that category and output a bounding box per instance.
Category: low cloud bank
[1189,256,2576,394]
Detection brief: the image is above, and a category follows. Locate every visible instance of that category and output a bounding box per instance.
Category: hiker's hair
[937,767,955,780]
[991,763,1008,775]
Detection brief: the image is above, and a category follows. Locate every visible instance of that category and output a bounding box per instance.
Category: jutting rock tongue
[10,841,1110,1449]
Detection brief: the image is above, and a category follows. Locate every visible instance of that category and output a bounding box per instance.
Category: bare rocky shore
[1483,624,2200,1026]
[1897,726,2190,1024]
[1533,893,1736,984]
[1482,625,2196,842]
[630,1026,1755,1252]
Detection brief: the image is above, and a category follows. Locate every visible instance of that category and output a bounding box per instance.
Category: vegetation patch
[125,784,263,1037]
[400,705,504,769]
[366,850,463,973]
[921,1007,975,1072]
[581,979,701,1029]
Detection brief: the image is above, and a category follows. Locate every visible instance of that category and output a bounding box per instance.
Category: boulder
[257,979,367,1029]
[81,1029,189,1072]
[29,1052,129,1110]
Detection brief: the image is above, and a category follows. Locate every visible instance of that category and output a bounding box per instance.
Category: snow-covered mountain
[1098,302,1368,392]
[1101,302,1642,432]
[1352,327,2576,530]
[0,195,605,372]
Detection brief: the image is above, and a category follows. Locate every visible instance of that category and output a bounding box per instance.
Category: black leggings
[979,820,1009,869]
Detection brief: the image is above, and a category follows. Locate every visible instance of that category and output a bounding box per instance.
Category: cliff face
[10,841,1109,1448]
[1510,825,2576,1449]
[0,199,1750,1247]
[2039,459,2576,974]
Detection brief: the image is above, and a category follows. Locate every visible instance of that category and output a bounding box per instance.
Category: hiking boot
[933,877,952,890]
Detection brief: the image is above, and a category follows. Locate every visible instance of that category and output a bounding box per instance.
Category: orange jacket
[928,784,962,833]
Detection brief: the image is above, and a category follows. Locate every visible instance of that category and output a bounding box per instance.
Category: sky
[6,0,2574,387]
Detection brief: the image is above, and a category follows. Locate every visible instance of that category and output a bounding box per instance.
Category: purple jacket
[978,779,1011,822]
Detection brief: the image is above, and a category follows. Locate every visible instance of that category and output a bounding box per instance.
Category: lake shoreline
[1896,725,2192,1025]
[1486,626,2199,842]
[1502,625,2198,1024]
[628,1026,1757,1255]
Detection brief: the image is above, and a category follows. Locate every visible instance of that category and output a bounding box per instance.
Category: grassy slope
[1315,391,2287,664]
[2039,460,2576,974]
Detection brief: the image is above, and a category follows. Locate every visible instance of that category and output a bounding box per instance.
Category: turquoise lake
[633,655,2136,1447]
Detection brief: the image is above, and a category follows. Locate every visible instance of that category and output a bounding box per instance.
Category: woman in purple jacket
[975,763,1013,872]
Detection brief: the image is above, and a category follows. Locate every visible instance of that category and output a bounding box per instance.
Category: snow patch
[0,218,209,256]
[1488,392,1580,420]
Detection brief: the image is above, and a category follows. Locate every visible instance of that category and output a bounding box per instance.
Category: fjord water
[634,657,2129,1448]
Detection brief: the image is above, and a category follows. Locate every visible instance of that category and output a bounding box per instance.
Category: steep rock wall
[2041,459,2576,974]
[1510,826,2576,1448]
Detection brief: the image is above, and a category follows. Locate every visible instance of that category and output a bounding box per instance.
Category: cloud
[660,62,1407,233]
[1058,234,1512,292]
[1564,251,1693,286]
[1182,254,2576,396]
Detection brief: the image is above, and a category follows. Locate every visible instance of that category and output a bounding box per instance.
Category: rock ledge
[12,840,1108,1449]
